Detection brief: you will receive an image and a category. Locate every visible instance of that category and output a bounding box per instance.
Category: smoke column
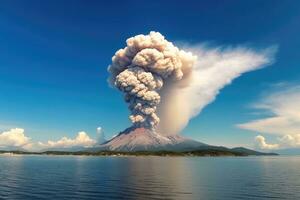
[108,31,275,134]
[108,31,196,129]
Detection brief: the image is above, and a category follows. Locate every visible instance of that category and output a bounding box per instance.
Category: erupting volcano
[101,31,272,151]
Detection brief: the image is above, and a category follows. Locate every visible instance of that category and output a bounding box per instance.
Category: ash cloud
[108,31,275,135]
[108,32,196,129]
[157,45,275,135]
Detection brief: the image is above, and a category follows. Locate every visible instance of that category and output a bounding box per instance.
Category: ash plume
[157,46,276,135]
[108,31,196,129]
[108,31,276,134]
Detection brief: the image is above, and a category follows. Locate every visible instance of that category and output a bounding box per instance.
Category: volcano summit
[98,127,206,152]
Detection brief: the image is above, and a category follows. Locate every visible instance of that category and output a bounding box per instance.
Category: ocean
[0,155,299,200]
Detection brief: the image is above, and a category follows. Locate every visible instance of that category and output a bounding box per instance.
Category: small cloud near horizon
[0,128,97,151]
[237,83,300,150]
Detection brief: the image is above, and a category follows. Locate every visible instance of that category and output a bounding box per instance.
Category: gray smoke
[108,31,275,135]
[108,31,196,129]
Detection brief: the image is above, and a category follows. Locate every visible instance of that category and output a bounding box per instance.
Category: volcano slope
[93,127,207,152]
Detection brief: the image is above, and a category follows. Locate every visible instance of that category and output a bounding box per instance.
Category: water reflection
[0,156,300,199]
[121,157,194,199]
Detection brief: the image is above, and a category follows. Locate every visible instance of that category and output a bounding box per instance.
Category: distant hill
[226,147,277,156]
[0,147,278,156]
[0,127,278,156]
[230,147,278,156]
[274,148,300,155]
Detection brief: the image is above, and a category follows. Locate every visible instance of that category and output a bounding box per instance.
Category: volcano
[92,127,207,152]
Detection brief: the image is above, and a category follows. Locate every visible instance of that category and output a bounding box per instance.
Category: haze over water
[0,155,299,200]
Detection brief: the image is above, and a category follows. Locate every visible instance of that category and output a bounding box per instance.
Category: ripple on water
[0,156,299,200]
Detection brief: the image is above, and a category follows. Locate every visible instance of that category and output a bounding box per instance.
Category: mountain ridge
[85,127,277,155]
[0,128,278,156]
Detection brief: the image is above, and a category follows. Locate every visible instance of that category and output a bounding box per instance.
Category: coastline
[0,150,278,157]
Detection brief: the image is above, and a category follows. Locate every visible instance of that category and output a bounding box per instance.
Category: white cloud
[96,127,106,144]
[255,135,279,150]
[239,116,299,135]
[38,131,96,149]
[278,134,300,148]
[0,128,32,149]
[0,128,96,151]
[238,84,300,149]
[96,127,102,133]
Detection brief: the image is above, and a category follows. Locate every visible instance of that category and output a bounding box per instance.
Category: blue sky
[0,0,299,148]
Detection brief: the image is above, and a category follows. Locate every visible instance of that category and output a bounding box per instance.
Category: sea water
[0,155,299,200]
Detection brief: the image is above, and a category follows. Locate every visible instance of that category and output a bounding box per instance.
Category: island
[0,146,278,157]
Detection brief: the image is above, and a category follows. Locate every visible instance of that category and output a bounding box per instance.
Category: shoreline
[0,150,278,157]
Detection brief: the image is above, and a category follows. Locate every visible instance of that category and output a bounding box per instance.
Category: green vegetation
[0,148,278,157]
